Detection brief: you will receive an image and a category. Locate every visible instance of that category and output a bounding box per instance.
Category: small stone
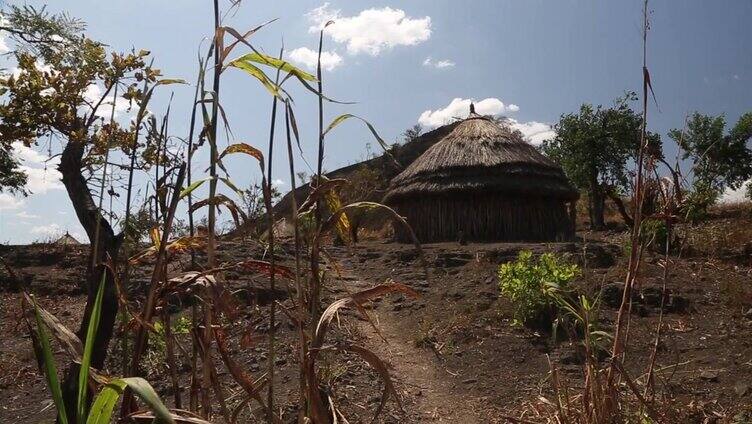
[699,370,719,382]
[462,378,478,384]
[734,381,749,397]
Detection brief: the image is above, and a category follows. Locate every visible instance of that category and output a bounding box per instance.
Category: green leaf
[323,113,355,136]
[78,271,107,423]
[323,114,399,166]
[34,300,69,424]
[179,177,213,199]
[232,52,316,81]
[133,79,188,126]
[220,21,279,62]
[86,377,175,424]
[86,379,126,424]
[219,177,244,197]
[227,59,283,99]
[156,78,188,86]
[280,70,352,104]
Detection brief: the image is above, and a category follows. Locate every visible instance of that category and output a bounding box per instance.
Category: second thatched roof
[383,106,579,203]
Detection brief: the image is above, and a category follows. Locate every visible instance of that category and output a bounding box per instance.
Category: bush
[498,251,580,328]
[641,218,668,252]
[681,180,719,222]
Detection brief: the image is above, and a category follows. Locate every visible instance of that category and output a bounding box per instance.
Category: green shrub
[641,218,668,251]
[499,250,580,325]
[681,180,719,222]
[144,316,191,373]
[498,251,580,328]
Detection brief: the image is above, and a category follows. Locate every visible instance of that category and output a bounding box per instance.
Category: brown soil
[1,228,752,423]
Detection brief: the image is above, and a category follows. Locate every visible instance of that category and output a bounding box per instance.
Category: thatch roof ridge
[384,112,578,202]
[270,120,461,218]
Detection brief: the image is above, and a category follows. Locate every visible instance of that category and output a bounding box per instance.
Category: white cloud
[30,223,64,238]
[435,59,455,69]
[11,142,64,194]
[418,97,519,128]
[272,179,286,188]
[82,84,133,119]
[307,3,431,56]
[0,193,24,211]
[423,57,455,69]
[417,97,554,145]
[16,210,39,219]
[12,142,50,165]
[288,47,343,71]
[19,166,63,193]
[507,119,556,145]
[721,179,751,203]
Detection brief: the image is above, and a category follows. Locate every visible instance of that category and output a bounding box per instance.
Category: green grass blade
[227,59,283,99]
[86,379,127,424]
[231,52,316,81]
[219,177,244,197]
[34,300,69,424]
[86,377,175,424]
[323,114,399,165]
[77,271,107,424]
[179,176,213,199]
[121,377,175,423]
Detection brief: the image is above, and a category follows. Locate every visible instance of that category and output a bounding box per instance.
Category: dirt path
[334,254,500,423]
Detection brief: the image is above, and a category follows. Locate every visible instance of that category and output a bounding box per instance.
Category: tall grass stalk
[121,73,152,376]
[263,46,284,422]
[201,0,224,417]
[283,101,307,418]
[608,0,652,384]
[186,47,210,413]
[123,164,186,417]
[309,23,327,325]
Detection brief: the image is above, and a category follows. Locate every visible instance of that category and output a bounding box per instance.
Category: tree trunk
[58,140,123,423]
[589,186,606,231]
[569,200,578,237]
[606,191,634,227]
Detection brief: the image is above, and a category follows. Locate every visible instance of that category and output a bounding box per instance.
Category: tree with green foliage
[669,112,752,215]
[542,92,661,229]
[0,144,27,193]
[0,5,86,194]
[0,6,169,421]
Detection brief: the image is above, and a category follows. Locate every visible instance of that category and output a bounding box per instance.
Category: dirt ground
[2,221,752,423]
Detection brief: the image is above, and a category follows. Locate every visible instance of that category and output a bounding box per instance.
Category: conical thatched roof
[54,232,81,245]
[383,107,578,203]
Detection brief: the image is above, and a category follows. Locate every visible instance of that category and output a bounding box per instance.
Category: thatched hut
[383,104,579,243]
[54,231,82,245]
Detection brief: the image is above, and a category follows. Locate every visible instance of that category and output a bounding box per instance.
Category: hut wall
[392,193,574,243]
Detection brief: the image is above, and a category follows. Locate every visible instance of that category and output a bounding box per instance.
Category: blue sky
[1,0,751,244]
